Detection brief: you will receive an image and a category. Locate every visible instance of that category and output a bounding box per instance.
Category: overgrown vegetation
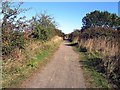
[78,27,120,88]
[1,1,64,87]
[1,1,120,88]
[1,1,64,56]
[3,36,62,87]
[69,10,120,88]
[75,47,112,88]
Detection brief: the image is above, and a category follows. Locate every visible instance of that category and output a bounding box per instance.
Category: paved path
[21,41,86,88]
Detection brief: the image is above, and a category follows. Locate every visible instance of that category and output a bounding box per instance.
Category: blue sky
[6,2,119,34]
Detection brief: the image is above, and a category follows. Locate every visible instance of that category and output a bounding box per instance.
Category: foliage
[1,1,64,86]
[69,10,120,88]
[1,1,64,56]
[68,29,80,42]
[82,10,120,30]
[77,50,112,88]
[1,1,29,55]
[2,36,62,87]
[79,27,118,40]
[78,27,120,88]
[30,13,64,41]
[54,29,64,37]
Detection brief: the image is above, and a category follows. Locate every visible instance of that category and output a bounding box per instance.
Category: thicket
[78,27,120,88]
[69,10,120,88]
[30,14,64,40]
[1,1,64,57]
[1,1,64,87]
[68,29,80,42]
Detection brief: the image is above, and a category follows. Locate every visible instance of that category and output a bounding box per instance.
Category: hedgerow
[1,1,64,56]
[69,10,120,88]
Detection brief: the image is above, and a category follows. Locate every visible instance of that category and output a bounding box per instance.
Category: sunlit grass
[74,46,112,88]
[2,37,62,88]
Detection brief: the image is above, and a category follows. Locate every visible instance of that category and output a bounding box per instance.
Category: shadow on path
[65,42,78,47]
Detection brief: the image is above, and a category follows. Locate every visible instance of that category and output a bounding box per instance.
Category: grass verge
[73,44,112,88]
[2,38,62,88]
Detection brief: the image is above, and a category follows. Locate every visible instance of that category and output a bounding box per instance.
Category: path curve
[21,41,86,88]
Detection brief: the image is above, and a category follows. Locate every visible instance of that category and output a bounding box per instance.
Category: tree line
[82,10,120,30]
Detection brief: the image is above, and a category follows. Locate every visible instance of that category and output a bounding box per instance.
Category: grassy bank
[2,36,63,88]
[73,43,112,88]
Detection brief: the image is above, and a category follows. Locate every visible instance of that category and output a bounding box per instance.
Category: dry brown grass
[78,38,118,57]
[2,36,62,88]
[78,37,119,88]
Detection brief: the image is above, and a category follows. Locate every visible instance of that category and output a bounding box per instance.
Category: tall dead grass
[78,36,120,88]
[2,36,62,87]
